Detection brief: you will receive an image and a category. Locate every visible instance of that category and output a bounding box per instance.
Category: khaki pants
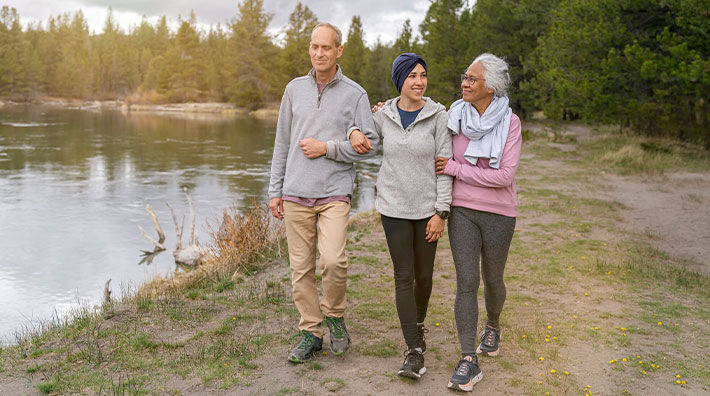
[283,200,350,337]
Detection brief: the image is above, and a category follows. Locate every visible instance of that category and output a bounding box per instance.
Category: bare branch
[146,204,165,244]
[184,187,197,245]
[167,203,184,250]
[138,225,166,250]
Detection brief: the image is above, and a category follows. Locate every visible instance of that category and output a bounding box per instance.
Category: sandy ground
[601,172,710,273]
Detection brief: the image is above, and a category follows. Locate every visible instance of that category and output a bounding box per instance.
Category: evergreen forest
[0,0,707,145]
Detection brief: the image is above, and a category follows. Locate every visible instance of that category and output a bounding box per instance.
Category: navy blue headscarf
[391,53,427,93]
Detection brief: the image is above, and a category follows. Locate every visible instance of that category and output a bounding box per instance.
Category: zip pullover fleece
[373,97,453,219]
[268,67,379,200]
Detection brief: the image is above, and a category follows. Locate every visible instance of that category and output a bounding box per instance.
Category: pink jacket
[443,114,522,217]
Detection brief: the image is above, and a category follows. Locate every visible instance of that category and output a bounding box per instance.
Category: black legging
[381,214,438,349]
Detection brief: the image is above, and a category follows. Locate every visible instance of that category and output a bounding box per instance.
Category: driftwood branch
[137,190,204,267]
[138,225,166,250]
[146,204,165,244]
[167,203,184,251]
[138,204,167,251]
[184,187,196,245]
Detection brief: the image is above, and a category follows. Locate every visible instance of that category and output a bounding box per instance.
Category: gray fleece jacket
[374,97,453,219]
[268,67,379,200]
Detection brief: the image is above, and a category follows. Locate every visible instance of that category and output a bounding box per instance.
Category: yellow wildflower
[550,369,556,374]
[539,356,545,361]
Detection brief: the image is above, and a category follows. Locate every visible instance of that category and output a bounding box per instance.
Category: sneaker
[476,326,501,356]
[398,348,426,379]
[287,330,322,364]
[447,355,483,391]
[323,316,350,355]
[417,323,429,354]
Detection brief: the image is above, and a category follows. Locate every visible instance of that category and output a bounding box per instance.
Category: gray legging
[448,206,516,356]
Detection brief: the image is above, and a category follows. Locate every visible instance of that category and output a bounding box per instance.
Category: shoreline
[0,97,280,122]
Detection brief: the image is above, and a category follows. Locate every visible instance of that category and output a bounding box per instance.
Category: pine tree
[226,0,277,109]
[363,38,396,102]
[393,19,417,55]
[280,2,318,85]
[340,16,368,87]
[419,0,473,104]
[166,12,207,102]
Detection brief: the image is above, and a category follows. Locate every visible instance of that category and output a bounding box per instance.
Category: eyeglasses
[460,74,485,85]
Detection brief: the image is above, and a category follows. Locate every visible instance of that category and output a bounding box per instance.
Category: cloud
[3,0,430,44]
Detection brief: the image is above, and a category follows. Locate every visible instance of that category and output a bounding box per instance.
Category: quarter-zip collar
[381,96,446,131]
[308,65,343,109]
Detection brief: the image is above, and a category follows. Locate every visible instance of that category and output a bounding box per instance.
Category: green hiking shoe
[323,316,350,355]
[287,330,323,364]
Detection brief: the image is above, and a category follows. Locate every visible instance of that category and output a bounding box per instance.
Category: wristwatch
[435,210,450,220]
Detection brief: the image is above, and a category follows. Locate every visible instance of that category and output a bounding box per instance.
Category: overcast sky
[3,0,432,45]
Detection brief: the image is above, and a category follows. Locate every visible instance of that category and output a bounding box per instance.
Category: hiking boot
[417,323,429,354]
[476,326,501,356]
[447,355,483,392]
[398,348,426,379]
[323,316,350,355]
[287,330,322,364]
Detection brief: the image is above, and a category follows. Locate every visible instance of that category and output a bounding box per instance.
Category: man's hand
[435,157,450,175]
[425,214,445,242]
[371,102,385,113]
[299,138,327,159]
[349,129,372,154]
[268,197,284,220]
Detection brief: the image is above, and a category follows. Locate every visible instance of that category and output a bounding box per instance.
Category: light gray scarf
[448,96,512,169]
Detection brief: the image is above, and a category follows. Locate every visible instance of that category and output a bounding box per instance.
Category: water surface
[0,105,377,342]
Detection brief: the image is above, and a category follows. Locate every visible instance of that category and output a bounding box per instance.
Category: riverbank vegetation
[0,0,707,144]
[0,123,708,394]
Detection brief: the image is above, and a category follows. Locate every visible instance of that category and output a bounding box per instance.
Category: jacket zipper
[316,79,338,109]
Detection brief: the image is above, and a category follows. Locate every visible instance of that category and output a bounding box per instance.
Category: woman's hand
[349,129,372,154]
[371,102,385,113]
[435,157,449,175]
[425,214,445,242]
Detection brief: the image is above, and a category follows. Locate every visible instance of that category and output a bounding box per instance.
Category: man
[267,22,379,364]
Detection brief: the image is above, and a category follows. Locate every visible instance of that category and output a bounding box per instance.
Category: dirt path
[1,123,707,395]
[601,172,710,274]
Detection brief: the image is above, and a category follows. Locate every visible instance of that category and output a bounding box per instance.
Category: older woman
[435,53,522,392]
[351,53,452,379]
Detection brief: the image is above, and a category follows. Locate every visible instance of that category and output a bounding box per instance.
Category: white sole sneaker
[447,371,483,392]
[398,366,426,379]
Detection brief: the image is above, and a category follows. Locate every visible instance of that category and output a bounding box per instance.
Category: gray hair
[472,53,511,97]
[312,22,343,47]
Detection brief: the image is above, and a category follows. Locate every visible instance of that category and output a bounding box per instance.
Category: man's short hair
[312,23,342,47]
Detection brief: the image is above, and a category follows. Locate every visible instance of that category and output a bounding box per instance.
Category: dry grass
[139,202,285,297]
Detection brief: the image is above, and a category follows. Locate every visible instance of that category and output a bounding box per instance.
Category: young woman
[351,53,452,379]
[435,53,522,392]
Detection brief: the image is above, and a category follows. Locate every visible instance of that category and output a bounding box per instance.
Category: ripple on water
[1,122,65,127]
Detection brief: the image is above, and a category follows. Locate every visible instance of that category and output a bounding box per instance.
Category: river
[0,105,378,343]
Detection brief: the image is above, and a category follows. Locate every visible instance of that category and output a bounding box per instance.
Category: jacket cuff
[346,126,360,139]
[325,140,337,159]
